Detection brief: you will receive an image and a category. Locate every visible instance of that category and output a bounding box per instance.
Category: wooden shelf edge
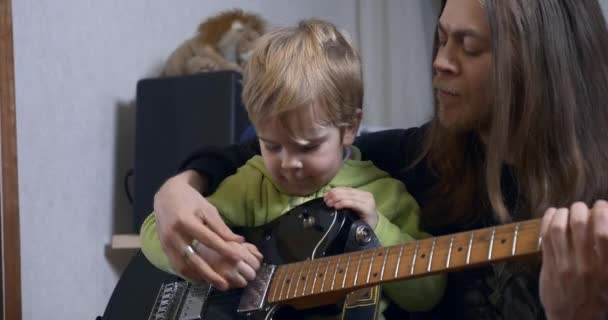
[111,234,141,250]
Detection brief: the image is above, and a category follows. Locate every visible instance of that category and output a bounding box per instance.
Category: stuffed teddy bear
[162,9,266,77]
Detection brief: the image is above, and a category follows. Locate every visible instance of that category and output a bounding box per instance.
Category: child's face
[256,106,358,196]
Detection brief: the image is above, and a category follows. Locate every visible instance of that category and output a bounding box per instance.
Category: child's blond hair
[242,19,362,138]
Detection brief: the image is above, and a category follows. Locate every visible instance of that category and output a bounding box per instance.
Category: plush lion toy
[162,9,266,77]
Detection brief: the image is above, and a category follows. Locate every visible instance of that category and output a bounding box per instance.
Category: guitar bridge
[237,264,276,313]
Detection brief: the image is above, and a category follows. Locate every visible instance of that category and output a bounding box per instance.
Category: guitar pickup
[237,264,276,313]
[147,281,212,320]
[148,282,188,320]
[177,283,211,320]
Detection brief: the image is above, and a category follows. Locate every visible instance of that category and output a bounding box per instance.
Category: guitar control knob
[355,225,372,244]
[301,216,316,229]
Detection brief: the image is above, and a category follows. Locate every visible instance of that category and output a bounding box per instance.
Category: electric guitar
[100,198,541,320]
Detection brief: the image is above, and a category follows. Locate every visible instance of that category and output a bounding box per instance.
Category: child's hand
[189,240,263,291]
[324,187,379,229]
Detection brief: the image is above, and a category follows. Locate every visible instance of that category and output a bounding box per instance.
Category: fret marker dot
[338,269,343,274]
[501,239,506,244]
[458,247,463,252]
[301,276,306,281]
[318,273,323,277]
[286,279,290,284]
[421,254,426,259]
[373,272,378,278]
[378,252,383,256]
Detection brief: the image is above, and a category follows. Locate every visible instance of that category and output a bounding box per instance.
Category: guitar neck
[267,218,541,305]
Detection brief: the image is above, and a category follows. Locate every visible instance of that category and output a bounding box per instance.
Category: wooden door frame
[0,0,22,319]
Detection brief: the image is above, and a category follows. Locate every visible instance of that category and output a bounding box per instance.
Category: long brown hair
[420,0,608,229]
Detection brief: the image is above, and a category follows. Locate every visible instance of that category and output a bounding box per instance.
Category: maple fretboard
[267,219,541,306]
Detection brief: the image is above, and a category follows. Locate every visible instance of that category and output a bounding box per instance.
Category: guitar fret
[511,223,520,256]
[275,267,286,301]
[380,247,390,281]
[488,227,496,260]
[466,232,474,264]
[310,261,321,293]
[302,263,317,295]
[267,219,544,304]
[320,259,331,292]
[262,204,544,306]
[394,245,404,278]
[285,264,296,300]
[331,255,342,290]
[410,241,420,275]
[446,236,454,268]
[293,263,305,298]
[427,239,437,272]
[367,249,377,283]
[342,254,352,289]
[353,252,364,286]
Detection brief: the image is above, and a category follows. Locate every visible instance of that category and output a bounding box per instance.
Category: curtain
[356,0,441,130]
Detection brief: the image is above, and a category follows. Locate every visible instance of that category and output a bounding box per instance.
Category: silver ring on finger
[182,244,195,259]
[191,239,203,253]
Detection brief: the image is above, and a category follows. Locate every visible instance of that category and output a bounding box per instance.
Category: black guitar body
[201,198,356,320]
[101,199,359,320]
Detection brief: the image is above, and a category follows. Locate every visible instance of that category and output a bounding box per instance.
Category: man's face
[433,0,494,133]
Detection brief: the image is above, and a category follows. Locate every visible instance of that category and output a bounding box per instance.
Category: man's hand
[153,170,262,288]
[539,200,608,320]
[188,240,263,290]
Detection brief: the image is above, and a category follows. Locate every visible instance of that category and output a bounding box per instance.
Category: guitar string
[269,240,541,296]
[194,223,540,301]
[203,236,540,303]
[267,241,541,300]
[270,223,540,277]
[272,238,541,283]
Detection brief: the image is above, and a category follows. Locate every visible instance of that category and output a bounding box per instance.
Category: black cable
[124,168,134,204]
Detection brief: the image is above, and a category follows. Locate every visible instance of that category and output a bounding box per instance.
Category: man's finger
[540,207,557,262]
[591,201,608,265]
[168,237,206,281]
[549,208,571,270]
[569,202,593,273]
[224,267,248,289]
[201,205,245,243]
[186,252,230,290]
[184,221,242,262]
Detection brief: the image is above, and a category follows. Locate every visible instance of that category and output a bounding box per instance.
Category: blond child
[141,19,445,318]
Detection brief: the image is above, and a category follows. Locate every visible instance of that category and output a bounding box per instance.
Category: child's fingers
[243,242,264,261]
[324,187,368,204]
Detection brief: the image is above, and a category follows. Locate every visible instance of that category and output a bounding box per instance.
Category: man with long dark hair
[149,0,608,318]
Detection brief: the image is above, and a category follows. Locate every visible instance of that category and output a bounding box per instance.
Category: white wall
[12,1,361,319]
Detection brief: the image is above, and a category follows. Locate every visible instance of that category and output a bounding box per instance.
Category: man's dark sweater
[179,125,544,320]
